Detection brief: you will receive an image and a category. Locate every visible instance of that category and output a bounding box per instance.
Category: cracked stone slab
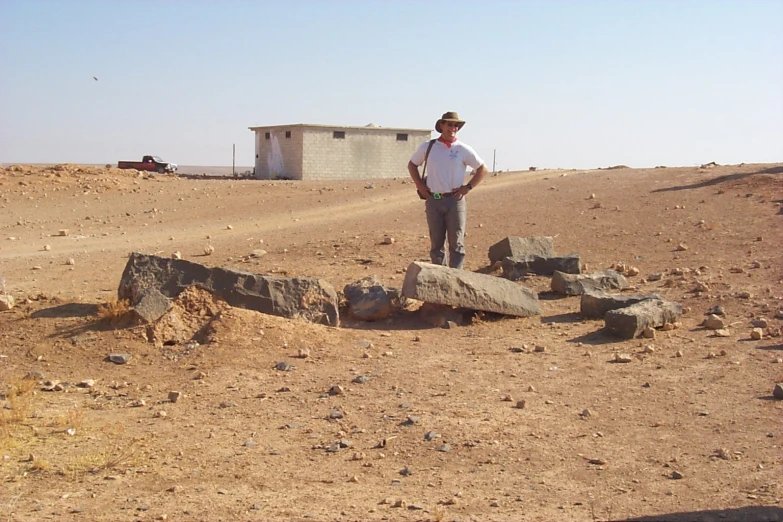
[402,262,540,317]
[488,236,554,264]
[604,298,683,338]
[501,254,581,279]
[132,288,172,323]
[118,252,339,326]
[580,290,660,319]
[552,270,628,296]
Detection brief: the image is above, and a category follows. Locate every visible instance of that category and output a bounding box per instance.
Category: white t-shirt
[410,139,484,194]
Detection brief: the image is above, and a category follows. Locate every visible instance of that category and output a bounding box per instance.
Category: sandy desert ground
[0,161,781,522]
[15,165,255,177]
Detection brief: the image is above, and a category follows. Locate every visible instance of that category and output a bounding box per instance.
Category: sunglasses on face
[444,122,461,128]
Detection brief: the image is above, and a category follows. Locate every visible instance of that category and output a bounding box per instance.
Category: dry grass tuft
[99,423,141,470]
[0,414,15,451]
[4,378,37,422]
[30,456,52,472]
[430,504,447,522]
[65,422,141,479]
[50,407,86,431]
[96,297,131,323]
[0,376,38,451]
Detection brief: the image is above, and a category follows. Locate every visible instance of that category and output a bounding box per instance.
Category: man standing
[408,111,487,269]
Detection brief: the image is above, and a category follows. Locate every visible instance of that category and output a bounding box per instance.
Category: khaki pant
[425,196,467,269]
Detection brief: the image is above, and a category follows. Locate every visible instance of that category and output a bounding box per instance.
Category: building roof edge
[248,124,431,133]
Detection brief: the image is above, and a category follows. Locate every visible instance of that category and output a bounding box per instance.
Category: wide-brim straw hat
[435,111,465,133]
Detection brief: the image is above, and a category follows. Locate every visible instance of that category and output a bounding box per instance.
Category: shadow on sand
[340,307,531,333]
[568,328,626,346]
[31,303,99,319]
[651,165,783,193]
[29,302,139,340]
[616,505,783,522]
[755,342,783,351]
[541,312,582,325]
[174,173,255,181]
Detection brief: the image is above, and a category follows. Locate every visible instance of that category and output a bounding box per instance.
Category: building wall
[253,128,304,180]
[301,128,431,180]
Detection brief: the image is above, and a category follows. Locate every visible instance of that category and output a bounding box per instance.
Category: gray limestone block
[604,298,683,338]
[132,288,172,323]
[402,262,540,317]
[118,253,339,326]
[488,236,555,264]
[580,290,660,319]
[501,254,581,279]
[551,270,628,296]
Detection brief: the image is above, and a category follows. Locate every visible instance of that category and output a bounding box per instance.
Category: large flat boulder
[402,262,540,317]
[552,270,628,295]
[118,253,339,326]
[580,290,659,319]
[488,236,554,264]
[605,299,683,338]
[501,254,581,279]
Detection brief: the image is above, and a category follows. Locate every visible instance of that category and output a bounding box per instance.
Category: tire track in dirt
[0,170,557,260]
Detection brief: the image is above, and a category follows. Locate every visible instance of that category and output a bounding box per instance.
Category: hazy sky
[2,0,781,170]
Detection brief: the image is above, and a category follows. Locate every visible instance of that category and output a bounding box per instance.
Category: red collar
[438,136,457,148]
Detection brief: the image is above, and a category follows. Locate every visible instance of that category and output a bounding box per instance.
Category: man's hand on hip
[416,183,432,200]
[454,184,471,200]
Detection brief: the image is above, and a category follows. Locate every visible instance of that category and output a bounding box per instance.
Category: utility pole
[232,144,236,177]
[492,149,496,173]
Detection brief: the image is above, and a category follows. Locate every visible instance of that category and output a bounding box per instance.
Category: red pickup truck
[117,155,177,174]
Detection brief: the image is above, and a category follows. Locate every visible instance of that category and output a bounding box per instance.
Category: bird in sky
[93,76,99,81]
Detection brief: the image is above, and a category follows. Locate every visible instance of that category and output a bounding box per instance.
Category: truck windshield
[152,156,164,162]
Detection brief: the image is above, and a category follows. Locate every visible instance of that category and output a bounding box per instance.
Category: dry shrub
[1,378,36,422]
[99,424,140,470]
[430,505,447,522]
[65,422,140,478]
[96,297,131,323]
[30,456,52,472]
[0,376,37,451]
[50,407,85,431]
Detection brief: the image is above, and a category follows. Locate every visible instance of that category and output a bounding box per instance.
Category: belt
[432,190,458,200]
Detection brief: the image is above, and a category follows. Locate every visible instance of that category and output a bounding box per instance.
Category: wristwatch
[465,182,473,191]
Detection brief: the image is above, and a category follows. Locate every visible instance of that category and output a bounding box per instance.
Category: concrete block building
[248,123,431,180]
